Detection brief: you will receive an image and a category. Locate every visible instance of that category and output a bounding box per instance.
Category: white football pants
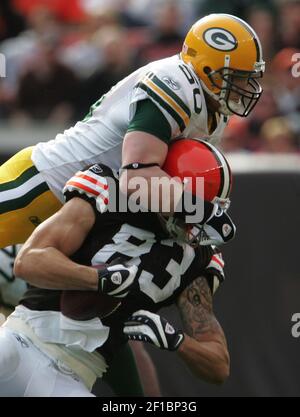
[0,327,95,397]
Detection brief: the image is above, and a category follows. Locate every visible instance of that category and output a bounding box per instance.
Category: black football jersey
[20,164,219,363]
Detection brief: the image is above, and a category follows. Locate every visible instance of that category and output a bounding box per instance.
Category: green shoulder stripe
[139,83,186,132]
[149,73,191,118]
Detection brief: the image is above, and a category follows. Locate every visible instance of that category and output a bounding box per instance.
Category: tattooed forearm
[177,276,220,338]
[176,276,229,383]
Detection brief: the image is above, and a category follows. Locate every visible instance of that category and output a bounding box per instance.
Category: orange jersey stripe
[66,180,99,197]
[211,255,224,268]
[66,180,109,205]
[75,173,108,190]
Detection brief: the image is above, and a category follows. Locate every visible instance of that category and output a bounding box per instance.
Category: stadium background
[0,0,299,397]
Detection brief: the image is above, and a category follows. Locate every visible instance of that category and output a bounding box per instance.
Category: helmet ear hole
[203,66,218,90]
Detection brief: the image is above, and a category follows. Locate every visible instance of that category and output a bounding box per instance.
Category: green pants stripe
[0,166,39,192]
[0,182,49,215]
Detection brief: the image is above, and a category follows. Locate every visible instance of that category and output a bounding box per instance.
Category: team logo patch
[203,28,238,51]
[29,216,42,227]
[165,322,175,334]
[14,334,29,348]
[222,223,232,237]
[90,164,103,174]
[162,76,180,91]
[54,360,79,379]
[111,272,122,285]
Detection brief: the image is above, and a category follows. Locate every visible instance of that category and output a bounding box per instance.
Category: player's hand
[200,207,236,246]
[97,263,138,298]
[206,249,225,281]
[124,310,184,351]
[202,248,225,294]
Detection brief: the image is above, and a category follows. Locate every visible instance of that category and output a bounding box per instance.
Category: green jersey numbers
[179,64,202,114]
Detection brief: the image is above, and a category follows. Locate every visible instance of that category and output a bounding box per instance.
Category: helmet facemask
[203,55,265,117]
[158,196,230,248]
[212,196,231,211]
[158,215,207,248]
[158,215,218,248]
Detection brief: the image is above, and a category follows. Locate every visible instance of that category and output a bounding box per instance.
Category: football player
[0,13,264,248]
[0,12,261,395]
[0,139,232,396]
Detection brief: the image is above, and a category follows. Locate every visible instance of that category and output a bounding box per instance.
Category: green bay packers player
[0,140,231,396]
[0,13,264,248]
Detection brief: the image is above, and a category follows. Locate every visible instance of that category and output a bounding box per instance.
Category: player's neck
[204,92,220,115]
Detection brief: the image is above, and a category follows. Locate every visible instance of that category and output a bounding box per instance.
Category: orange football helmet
[161,138,233,246]
[163,138,232,210]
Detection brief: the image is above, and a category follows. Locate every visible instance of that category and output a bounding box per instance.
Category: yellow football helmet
[181,14,265,117]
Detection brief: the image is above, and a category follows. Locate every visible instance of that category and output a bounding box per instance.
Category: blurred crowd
[0,0,299,153]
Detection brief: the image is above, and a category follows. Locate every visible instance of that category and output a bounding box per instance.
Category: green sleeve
[127,99,172,144]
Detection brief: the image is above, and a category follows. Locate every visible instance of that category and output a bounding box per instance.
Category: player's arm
[120,130,184,215]
[129,342,161,397]
[119,100,222,228]
[176,276,229,384]
[124,277,229,385]
[120,64,195,213]
[14,197,99,290]
[124,251,229,384]
[119,100,184,215]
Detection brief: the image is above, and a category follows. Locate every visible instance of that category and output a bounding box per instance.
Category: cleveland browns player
[0,139,233,396]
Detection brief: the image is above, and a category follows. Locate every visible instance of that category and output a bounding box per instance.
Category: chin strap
[199,78,233,117]
[199,55,234,117]
[121,162,160,170]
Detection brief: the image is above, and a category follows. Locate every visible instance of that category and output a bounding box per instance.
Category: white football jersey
[32,55,229,201]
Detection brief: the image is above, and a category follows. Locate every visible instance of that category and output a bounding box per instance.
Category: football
[60,264,121,320]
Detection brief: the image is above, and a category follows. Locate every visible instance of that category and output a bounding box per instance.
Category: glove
[97,263,138,298]
[203,248,225,294]
[199,207,236,246]
[124,310,184,351]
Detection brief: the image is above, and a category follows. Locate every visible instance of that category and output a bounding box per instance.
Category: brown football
[60,264,121,320]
